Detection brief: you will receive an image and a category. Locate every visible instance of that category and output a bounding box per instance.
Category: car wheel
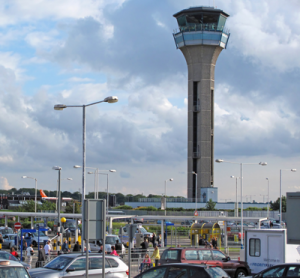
[235,269,247,278]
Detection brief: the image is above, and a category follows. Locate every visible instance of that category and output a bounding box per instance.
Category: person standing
[199,236,205,246]
[164,231,167,247]
[73,241,80,252]
[44,240,51,262]
[10,247,19,258]
[37,245,45,267]
[152,233,157,248]
[62,240,70,253]
[115,240,122,255]
[110,246,119,256]
[26,244,34,266]
[151,246,160,267]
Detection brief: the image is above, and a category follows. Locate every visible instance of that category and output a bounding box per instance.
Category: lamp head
[215,159,223,163]
[259,162,267,166]
[52,166,62,170]
[104,96,118,103]
[22,176,27,179]
[109,169,116,173]
[266,178,269,180]
[54,104,67,111]
[291,169,297,172]
[67,178,73,180]
[230,175,234,178]
[73,165,81,168]
[192,171,197,175]
[88,172,93,174]
[170,178,173,181]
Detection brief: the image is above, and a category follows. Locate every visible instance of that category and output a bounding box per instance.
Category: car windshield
[105,236,120,245]
[138,227,147,234]
[44,256,73,270]
[0,228,13,235]
[0,252,18,261]
[206,267,229,278]
[64,222,76,228]
[0,267,29,277]
[33,231,46,237]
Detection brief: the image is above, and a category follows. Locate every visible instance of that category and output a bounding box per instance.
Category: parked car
[0,259,31,277]
[29,253,129,278]
[157,220,173,225]
[89,234,125,254]
[35,223,52,232]
[2,234,17,249]
[0,227,14,235]
[134,263,230,278]
[0,250,31,270]
[160,247,251,278]
[181,220,194,226]
[133,217,144,224]
[248,263,300,278]
[18,230,49,247]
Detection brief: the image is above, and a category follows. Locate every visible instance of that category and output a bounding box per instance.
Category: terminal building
[173,6,230,202]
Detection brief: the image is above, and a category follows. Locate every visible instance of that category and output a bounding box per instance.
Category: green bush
[115,205,133,210]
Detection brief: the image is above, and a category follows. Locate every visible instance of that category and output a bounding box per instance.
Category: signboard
[14,222,21,230]
[286,192,300,244]
[83,199,106,240]
[194,211,198,216]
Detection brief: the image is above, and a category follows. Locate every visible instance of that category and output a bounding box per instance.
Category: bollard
[78,235,81,245]
[0,243,2,250]
[68,237,71,249]
[57,239,61,251]
[53,239,56,251]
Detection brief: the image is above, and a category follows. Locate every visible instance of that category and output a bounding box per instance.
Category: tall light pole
[164,178,173,216]
[56,178,72,212]
[230,176,239,217]
[216,159,267,249]
[52,166,62,234]
[192,172,197,214]
[88,169,116,212]
[279,169,296,225]
[22,176,37,213]
[54,96,118,255]
[266,178,270,219]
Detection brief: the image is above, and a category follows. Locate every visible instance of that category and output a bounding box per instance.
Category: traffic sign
[194,211,198,216]
[14,222,21,230]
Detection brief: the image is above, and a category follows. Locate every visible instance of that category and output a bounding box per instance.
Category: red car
[160,247,251,278]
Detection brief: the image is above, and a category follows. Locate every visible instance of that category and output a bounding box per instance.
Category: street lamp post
[230,176,239,217]
[216,159,267,249]
[22,176,37,213]
[279,169,296,225]
[52,166,62,235]
[56,178,72,212]
[164,178,173,216]
[266,178,270,219]
[88,169,116,212]
[55,96,118,257]
[192,172,198,214]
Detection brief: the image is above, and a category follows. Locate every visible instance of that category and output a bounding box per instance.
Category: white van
[118,224,152,246]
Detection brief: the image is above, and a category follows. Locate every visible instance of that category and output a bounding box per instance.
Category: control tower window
[177,15,187,27]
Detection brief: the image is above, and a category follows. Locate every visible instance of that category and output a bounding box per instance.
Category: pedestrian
[115,240,122,255]
[44,240,51,262]
[164,231,167,247]
[73,241,80,252]
[98,245,107,254]
[199,236,205,246]
[152,233,157,248]
[140,253,152,272]
[36,245,45,268]
[110,246,119,256]
[22,239,27,250]
[0,234,3,244]
[212,237,218,249]
[26,244,34,265]
[157,234,161,246]
[10,247,19,258]
[151,246,160,267]
[141,238,149,257]
[62,240,70,253]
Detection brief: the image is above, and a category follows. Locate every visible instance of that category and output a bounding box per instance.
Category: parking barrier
[53,239,56,251]
[68,237,71,249]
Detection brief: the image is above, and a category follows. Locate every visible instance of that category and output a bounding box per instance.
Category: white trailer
[244,229,300,274]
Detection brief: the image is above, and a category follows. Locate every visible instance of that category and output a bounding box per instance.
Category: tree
[205,199,216,210]
[270,196,286,212]
[40,201,56,211]
[65,201,81,213]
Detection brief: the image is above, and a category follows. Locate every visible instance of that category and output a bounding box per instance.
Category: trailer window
[249,238,260,257]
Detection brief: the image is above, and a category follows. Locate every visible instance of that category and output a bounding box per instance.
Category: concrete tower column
[173,7,230,200]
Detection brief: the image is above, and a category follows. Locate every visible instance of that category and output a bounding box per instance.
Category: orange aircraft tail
[40,189,47,198]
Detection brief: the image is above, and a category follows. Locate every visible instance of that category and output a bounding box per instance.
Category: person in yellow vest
[151,246,160,267]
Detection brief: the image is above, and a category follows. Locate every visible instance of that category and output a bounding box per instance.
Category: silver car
[0,259,31,277]
[2,234,17,249]
[29,253,128,278]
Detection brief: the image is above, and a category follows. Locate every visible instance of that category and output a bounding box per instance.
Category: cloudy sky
[0,0,299,203]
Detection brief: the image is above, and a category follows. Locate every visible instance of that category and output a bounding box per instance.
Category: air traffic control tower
[173,7,230,201]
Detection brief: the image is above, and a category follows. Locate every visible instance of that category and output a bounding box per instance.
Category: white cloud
[0,177,12,190]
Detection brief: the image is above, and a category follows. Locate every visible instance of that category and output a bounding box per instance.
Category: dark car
[160,247,251,278]
[134,263,230,278]
[249,263,300,278]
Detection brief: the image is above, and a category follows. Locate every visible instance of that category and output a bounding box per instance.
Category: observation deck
[173,6,230,49]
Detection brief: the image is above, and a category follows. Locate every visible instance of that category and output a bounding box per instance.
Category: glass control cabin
[173,7,230,49]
